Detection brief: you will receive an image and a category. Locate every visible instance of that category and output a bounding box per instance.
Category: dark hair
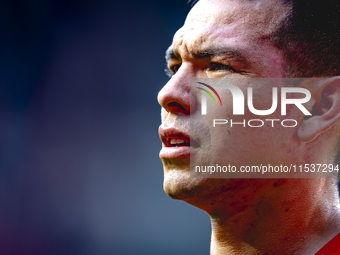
[270,0,340,77]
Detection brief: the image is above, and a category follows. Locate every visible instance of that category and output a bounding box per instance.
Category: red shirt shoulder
[316,232,340,255]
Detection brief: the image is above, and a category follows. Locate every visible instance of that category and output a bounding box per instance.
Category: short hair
[270,0,340,78]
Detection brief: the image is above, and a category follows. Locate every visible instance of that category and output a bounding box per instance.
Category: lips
[163,135,191,147]
[158,126,199,159]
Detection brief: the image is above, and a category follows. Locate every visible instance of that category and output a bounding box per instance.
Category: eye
[165,64,181,78]
[170,64,181,74]
[209,62,240,73]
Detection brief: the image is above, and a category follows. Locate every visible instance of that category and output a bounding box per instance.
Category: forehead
[171,0,290,58]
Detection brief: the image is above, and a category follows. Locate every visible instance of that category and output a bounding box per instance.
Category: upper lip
[158,126,199,148]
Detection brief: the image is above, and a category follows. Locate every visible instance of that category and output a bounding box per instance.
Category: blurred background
[0,0,211,254]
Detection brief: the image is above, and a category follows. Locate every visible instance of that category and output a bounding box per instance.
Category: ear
[297,77,340,142]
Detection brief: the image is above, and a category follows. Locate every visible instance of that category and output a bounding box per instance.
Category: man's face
[158,0,302,210]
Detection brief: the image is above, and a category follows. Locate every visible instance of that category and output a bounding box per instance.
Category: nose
[157,64,197,115]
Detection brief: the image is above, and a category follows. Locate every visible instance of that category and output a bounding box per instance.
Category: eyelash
[209,62,240,73]
[165,62,241,77]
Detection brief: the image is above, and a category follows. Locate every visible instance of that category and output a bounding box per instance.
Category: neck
[208,179,340,255]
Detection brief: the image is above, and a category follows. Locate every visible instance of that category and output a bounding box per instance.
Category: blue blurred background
[0,0,211,254]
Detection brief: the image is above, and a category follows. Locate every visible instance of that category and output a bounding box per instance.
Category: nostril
[168,102,187,111]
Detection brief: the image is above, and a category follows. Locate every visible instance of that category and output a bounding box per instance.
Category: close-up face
[158,0,312,211]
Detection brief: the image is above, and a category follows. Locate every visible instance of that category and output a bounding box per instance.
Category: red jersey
[316,233,340,255]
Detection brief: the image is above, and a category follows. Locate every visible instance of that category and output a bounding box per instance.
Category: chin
[163,169,210,199]
[163,169,234,211]
[163,169,195,200]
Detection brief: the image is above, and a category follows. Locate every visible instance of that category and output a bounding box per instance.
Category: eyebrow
[165,45,251,67]
[165,46,179,61]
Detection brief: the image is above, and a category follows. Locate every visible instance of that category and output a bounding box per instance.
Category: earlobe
[297,77,340,142]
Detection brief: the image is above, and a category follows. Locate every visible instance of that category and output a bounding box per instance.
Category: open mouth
[159,126,199,159]
[159,126,199,150]
[169,138,191,147]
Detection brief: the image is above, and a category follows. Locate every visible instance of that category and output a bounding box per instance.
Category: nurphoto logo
[199,81,311,116]
[197,79,312,128]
